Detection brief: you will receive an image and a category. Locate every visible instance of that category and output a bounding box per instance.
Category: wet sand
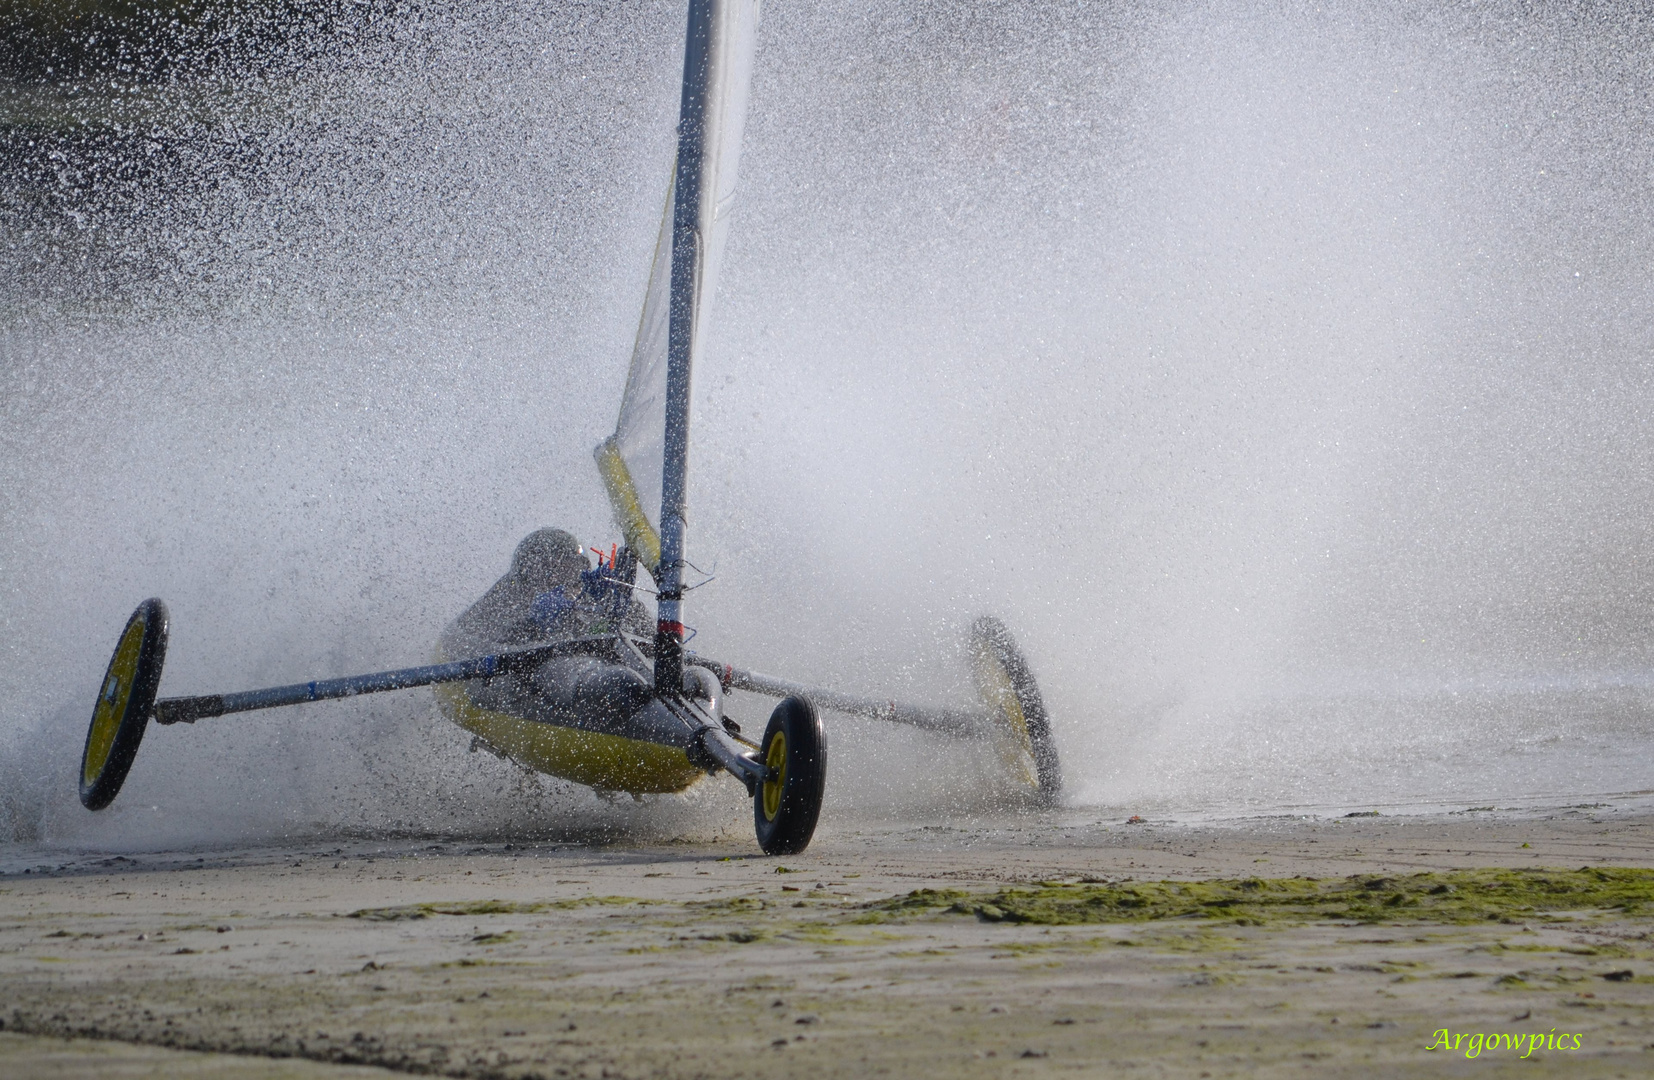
[4,804,1654,1078]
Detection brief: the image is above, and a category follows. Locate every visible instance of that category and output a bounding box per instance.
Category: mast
[654,0,714,695]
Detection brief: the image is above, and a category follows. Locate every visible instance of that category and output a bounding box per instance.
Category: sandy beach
[4,803,1654,1078]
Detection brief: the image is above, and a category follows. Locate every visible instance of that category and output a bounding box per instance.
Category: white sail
[597,0,761,576]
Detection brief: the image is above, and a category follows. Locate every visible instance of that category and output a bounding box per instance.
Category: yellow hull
[434,681,705,795]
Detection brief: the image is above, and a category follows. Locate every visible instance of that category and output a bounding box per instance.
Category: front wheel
[81,599,169,811]
[753,696,826,855]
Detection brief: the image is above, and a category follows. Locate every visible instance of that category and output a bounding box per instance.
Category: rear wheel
[969,616,1061,805]
[753,696,826,855]
[80,599,169,811]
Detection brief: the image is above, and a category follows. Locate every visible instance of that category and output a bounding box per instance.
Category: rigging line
[653,558,716,593]
[608,579,659,597]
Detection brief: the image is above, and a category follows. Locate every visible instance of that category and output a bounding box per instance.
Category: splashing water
[4,0,1653,848]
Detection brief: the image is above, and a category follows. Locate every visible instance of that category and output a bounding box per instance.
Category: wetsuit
[439,529,691,746]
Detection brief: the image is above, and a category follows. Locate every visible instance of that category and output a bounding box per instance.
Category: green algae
[785,923,902,947]
[864,868,1654,927]
[348,896,649,921]
[868,888,969,916]
[686,896,770,913]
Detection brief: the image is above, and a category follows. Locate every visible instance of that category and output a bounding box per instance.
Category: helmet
[511,528,588,590]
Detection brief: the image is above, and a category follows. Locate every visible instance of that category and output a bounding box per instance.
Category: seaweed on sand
[860,868,1654,927]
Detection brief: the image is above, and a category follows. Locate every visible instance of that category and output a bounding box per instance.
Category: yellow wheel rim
[971,645,1039,791]
[761,728,788,821]
[84,615,145,786]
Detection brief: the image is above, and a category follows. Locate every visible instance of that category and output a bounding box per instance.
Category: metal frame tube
[686,655,991,738]
[695,723,766,791]
[153,637,616,725]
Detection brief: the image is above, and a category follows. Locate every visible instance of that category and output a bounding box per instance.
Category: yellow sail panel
[607,173,675,545]
[594,436,662,574]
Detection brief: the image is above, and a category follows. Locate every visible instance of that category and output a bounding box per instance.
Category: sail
[597,0,761,577]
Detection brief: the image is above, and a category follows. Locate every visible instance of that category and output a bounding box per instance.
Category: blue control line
[152,636,615,726]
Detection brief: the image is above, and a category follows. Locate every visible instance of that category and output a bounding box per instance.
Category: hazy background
[4,0,1653,848]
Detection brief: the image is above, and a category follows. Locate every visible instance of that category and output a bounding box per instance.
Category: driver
[440,528,658,730]
[443,528,649,660]
[442,528,594,658]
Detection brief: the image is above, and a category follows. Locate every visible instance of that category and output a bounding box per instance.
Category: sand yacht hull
[431,637,710,795]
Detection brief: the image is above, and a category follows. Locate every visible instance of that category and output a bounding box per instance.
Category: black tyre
[969,615,1061,805]
[753,695,826,855]
[80,598,169,811]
